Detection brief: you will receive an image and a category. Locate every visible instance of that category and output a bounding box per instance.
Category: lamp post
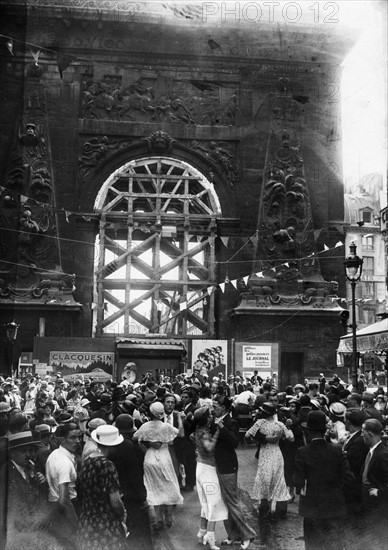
[343,242,363,391]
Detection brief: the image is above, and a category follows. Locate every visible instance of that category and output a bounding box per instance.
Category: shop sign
[49,351,114,378]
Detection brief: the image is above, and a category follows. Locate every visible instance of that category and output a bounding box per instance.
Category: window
[360,209,372,224]
[362,235,374,250]
[362,281,375,298]
[93,157,221,337]
[363,309,375,324]
[363,256,374,276]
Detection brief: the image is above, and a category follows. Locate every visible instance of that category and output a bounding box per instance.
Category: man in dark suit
[343,408,369,514]
[109,414,151,549]
[179,389,198,491]
[212,395,256,550]
[294,410,354,550]
[360,418,388,548]
[0,431,53,550]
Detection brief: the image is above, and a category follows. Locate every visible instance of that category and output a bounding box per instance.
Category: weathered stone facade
[0,1,357,381]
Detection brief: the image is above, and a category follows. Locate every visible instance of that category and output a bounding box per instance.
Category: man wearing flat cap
[293,410,354,550]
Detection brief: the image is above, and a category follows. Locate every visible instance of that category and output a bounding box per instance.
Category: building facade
[0,1,360,383]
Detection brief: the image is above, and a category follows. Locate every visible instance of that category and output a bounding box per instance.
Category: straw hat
[8,431,40,450]
[91,425,123,446]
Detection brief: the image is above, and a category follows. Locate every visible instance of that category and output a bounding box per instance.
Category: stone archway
[93,156,221,337]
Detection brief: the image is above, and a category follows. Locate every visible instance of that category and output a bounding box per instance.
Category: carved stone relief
[190,140,240,187]
[77,135,133,185]
[0,75,77,303]
[80,76,239,126]
[235,78,337,311]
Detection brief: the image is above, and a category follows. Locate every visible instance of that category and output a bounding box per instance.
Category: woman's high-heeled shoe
[197,529,207,544]
[203,531,220,550]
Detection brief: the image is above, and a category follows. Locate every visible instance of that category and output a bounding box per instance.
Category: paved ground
[148,444,305,550]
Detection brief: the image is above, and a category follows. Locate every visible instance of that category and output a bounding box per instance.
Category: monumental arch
[0,1,360,383]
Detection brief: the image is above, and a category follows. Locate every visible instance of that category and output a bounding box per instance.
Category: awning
[338,318,388,353]
[116,337,186,354]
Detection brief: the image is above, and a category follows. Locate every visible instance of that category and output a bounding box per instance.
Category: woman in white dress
[133,401,183,530]
[23,383,37,415]
[245,402,294,517]
[192,407,228,550]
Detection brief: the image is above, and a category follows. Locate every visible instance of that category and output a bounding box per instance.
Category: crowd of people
[0,368,388,550]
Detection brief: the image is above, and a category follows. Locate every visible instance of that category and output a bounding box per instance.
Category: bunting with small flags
[57,52,77,78]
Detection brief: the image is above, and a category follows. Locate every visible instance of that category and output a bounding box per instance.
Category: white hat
[329,402,346,417]
[91,425,123,446]
[149,401,165,419]
[80,398,91,407]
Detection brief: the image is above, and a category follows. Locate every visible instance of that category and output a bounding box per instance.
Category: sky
[340,1,387,186]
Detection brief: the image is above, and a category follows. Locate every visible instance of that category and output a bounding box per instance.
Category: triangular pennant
[179,301,187,311]
[240,237,249,243]
[250,233,259,244]
[57,53,77,78]
[29,46,40,66]
[284,262,289,268]
[5,37,14,55]
[256,272,265,278]
[243,275,249,285]
[335,241,343,247]
[91,302,97,309]
[323,244,329,251]
[220,236,229,247]
[65,210,70,223]
[230,279,238,289]
[313,229,321,240]
[207,286,214,296]
[218,282,225,293]
[197,235,202,243]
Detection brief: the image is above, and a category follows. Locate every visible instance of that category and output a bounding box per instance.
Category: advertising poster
[234,342,279,382]
[49,351,114,381]
[191,340,228,379]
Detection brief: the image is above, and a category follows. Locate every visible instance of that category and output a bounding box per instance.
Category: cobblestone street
[151,445,304,550]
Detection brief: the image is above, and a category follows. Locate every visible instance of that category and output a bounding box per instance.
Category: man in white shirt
[46,422,80,549]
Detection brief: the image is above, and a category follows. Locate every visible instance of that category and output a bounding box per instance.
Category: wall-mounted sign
[49,351,114,379]
[191,340,228,379]
[242,345,272,370]
[234,342,279,381]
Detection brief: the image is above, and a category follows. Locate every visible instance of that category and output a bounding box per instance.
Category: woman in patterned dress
[245,402,294,517]
[77,425,128,550]
[133,401,183,530]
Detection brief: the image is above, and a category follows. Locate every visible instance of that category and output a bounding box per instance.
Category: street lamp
[343,242,363,391]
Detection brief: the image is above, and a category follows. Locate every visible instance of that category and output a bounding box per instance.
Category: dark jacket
[343,430,369,480]
[343,430,369,513]
[213,414,239,475]
[362,440,388,511]
[108,438,146,503]
[293,438,354,519]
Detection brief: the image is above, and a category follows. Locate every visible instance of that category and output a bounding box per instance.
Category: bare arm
[109,489,126,522]
[58,483,77,527]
